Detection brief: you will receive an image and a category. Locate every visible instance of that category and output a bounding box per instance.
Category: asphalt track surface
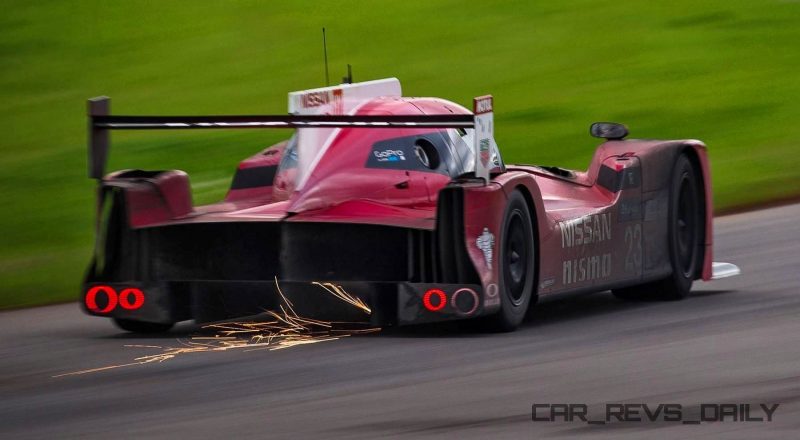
[2,204,799,439]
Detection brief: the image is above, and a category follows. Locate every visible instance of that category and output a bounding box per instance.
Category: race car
[82,78,739,333]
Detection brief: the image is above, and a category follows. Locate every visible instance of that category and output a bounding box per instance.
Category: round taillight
[85,285,117,313]
[119,288,145,310]
[422,289,447,312]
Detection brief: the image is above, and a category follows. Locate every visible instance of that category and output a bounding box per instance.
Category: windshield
[446,128,475,176]
[272,125,499,202]
[272,133,299,201]
[273,127,487,197]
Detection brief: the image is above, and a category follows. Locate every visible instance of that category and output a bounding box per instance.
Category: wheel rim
[504,210,529,305]
[676,172,698,277]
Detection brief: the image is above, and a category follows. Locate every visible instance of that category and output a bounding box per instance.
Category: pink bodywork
[107,96,714,299]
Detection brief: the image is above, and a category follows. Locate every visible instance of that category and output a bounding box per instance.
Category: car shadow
[378,288,736,338]
[100,289,735,340]
[377,291,648,338]
[689,288,735,297]
[103,321,203,339]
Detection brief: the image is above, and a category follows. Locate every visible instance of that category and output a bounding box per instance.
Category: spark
[53,279,379,378]
[312,282,372,314]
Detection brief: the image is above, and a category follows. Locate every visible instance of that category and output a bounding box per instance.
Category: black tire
[613,153,702,301]
[481,190,537,331]
[113,318,174,334]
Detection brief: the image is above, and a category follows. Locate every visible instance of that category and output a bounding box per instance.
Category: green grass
[2,0,800,308]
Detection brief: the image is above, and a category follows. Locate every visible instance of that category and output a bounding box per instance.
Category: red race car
[82,78,739,333]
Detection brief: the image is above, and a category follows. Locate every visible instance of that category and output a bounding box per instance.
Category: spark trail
[54,279,379,378]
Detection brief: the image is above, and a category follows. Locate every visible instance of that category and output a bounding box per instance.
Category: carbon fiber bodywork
[83,185,484,325]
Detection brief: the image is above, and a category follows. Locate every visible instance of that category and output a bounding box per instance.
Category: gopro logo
[374,149,406,162]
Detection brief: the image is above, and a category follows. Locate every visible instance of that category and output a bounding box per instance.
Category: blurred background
[2,0,799,308]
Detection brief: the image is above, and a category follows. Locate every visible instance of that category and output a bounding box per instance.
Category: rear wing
[87,95,496,182]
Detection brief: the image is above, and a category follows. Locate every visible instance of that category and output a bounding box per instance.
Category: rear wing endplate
[87,95,496,183]
[472,95,494,182]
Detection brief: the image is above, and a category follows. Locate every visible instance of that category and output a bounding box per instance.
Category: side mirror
[590,122,628,140]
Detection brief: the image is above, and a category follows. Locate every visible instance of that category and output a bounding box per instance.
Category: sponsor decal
[366,134,452,174]
[472,96,493,182]
[540,278,555,289]
[476,228,495,270]
[559,212,613,285]
[479,138,491,168]
[474,96,493,114]
[559,212,611,248]
[484,283,500,307]
[301,91,331,108]
[624,223,642,273]
[563,253,612,286]
[300,89,344,115]
[618,199,642,222]
[373,149,406,162]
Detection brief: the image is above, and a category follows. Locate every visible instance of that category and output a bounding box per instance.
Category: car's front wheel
[613,153,702,301]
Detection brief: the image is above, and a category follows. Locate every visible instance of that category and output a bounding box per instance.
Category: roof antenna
[322,27,330,86]
[342,64,353,84]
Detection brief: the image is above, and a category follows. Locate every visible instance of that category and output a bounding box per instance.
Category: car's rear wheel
[113,318,174,334]
[481,190,536,331]
[613,153,702,301]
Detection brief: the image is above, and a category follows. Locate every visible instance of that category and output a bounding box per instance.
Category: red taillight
[85,286,145,313]
[119,288,145,310]
[85,285,117,313]
[422,288,447,312]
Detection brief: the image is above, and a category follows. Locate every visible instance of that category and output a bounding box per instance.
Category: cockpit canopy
[272,116,482,201]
